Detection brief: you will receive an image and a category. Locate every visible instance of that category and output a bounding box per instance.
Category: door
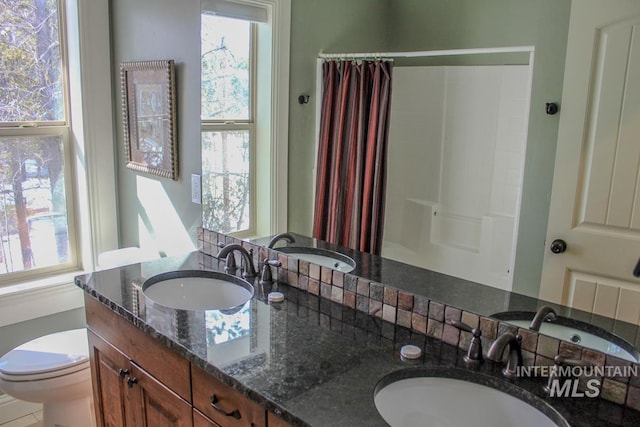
[540,0,640,324]
[126,361,193,427]
[88,331,129,427]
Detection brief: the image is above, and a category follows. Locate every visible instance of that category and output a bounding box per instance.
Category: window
[201,0,290,237]
[201,14,255,235]
[0,0,77,281]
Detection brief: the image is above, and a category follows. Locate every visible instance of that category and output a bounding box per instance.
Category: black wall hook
[298,94,310,104]
[546,102,559,115]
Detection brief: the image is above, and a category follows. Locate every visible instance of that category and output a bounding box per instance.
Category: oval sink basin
[374,368,567,427]
[142,270,254,311]
[275,247,356,273]
[509,319,636,363]
[493,312,639,363]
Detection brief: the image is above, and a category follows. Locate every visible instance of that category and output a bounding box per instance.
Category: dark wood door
[88,331,129,427]
[126,361,193,427]
[193,410,221,427]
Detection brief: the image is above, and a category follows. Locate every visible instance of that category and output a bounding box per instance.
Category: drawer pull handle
[210,394,241,419]
[126,377,138,388]
[118,369,130,379]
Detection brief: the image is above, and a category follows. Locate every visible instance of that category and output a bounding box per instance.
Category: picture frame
[120,60,178,180]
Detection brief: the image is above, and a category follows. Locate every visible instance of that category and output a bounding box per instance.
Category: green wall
[111,0,202,256]
[287,0,389,234]
[287,0,572,297]
[0,308,86,359]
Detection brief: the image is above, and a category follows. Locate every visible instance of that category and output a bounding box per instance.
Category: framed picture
[120,60,178,180]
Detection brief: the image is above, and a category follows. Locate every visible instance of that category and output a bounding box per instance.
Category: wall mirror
[201,0,640,356]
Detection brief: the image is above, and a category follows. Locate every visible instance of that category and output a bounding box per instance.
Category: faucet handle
[544,354,594,394]
[449,319,480,337]
[554,354,593,368]
[216,241,226,248]
[449,320,483,366]
[260,259,281,286]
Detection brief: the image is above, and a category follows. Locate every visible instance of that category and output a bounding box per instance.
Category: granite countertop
[75,252,640,426]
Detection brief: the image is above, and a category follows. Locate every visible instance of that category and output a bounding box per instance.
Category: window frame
[0,0,80,285]
[201,18,258,238]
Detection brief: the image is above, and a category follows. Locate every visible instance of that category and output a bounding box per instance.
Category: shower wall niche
[382,65,532,291]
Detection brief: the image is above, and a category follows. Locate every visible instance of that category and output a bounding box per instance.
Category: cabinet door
[194,410,221,427]
[88,331,130,427]
[126,361,193,427]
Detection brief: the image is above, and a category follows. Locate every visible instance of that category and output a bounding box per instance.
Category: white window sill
[0,270,89,328]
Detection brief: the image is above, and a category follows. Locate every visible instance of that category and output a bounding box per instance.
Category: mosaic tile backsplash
[198,227,640,411]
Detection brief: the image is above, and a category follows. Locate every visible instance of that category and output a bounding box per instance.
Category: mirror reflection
[493,307,639,363]
[201,0,640,359]
[203,0,572,293]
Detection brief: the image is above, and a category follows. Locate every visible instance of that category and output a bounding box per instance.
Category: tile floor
[0,411,42,427]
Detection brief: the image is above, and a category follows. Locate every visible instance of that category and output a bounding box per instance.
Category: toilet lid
[0,328,89,376]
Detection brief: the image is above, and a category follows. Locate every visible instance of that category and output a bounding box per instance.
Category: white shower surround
[382,64,532,291]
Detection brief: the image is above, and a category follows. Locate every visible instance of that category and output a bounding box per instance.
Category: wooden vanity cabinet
[85,295,294,427]
[87,330,128,427]
[88,330,192,427]
[192,364,266,427]
[193,409,218,427]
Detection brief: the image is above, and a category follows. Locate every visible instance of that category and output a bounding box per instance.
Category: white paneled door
[540,0,640,324]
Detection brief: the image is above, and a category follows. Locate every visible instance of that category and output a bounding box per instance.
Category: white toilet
[0,328,95,427]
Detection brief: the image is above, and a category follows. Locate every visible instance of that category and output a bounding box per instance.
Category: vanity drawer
[192,364,266,427]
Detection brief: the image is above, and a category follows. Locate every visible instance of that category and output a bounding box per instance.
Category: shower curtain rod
[318,45,535,60]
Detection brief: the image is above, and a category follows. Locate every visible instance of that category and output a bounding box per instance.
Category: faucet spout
[267,232,296,249]
[216,244,258,279]
[487,333,522,379]
[529,306,557,332]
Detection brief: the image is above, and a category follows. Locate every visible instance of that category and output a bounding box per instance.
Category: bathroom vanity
[86,296,267,426]
[76,250,640,426]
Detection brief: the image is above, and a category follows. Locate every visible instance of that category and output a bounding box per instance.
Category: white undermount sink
[142,270,254,311]
[275,247,356,273]
[374,368,567,427]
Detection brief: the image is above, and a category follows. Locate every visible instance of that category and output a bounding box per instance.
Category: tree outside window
[0,0,72,277]
[201,14,253,235]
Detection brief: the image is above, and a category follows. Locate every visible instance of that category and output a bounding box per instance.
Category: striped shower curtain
[312,60,393,255]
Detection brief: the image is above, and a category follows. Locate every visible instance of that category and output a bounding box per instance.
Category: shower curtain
[312,59,393,255]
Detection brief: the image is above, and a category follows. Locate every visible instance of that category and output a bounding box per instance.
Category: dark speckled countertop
[75,252,640,426]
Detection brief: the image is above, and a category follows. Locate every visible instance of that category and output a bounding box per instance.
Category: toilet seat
[0,328,89,382]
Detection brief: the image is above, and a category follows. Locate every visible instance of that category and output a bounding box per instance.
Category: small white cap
[268,291,285,303]
[400,344,422,360]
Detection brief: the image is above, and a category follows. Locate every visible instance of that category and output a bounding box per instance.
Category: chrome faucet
[216,244,258,279]
[487,333,523,379]
[267,232,296,249]
[529,306,557,332]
